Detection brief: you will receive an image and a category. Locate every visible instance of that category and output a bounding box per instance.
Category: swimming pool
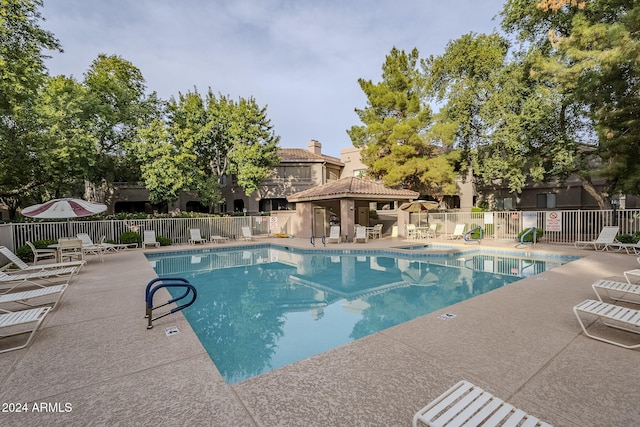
[147,245,578,384]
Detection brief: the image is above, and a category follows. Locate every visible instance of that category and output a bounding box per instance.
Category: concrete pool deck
[1,236,639,426]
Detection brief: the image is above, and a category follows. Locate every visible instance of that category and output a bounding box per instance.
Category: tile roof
[278,148,343,165]
[287,177,419,202]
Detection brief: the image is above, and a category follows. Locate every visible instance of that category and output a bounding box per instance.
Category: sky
[39,0,506,158]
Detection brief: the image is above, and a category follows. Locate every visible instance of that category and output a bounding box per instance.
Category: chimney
[308,139,321,155]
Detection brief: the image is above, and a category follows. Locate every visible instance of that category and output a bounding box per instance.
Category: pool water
[147,245,577,384]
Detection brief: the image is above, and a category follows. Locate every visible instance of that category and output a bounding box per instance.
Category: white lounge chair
[210,235,229,244]
[574,226,619,250]
[354,226,367,243]
[592,279,640,304]
[327,225,340,244]
[26,241,57,265]
[413,380,552,427]
[447,224,466,240]
[241,227,253,241]
[0,267,78,293]
[426,223,438,238]
[0,246,85,272]
[604,241,640,254]
[143,230,160,248]
[0,284,67,312]
[188,229,207,244]
[76,233,105,262]
[0,306,51,354]
[573,299,640,349]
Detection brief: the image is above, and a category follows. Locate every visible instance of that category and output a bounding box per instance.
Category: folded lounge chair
[573,299,640,349]
[0,284,67,312]
[446,224,466,240]
[0,246,85,272]
[0,306,51,354]
[574,226,620,250]
[188,229,207,245]
[413,380,552,427]
[354,226,367,243]
[143,230,160,248]
[241,226,254,241]
[327,225,340,244]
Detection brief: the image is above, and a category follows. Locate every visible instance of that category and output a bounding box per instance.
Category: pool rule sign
[545,211,562,232]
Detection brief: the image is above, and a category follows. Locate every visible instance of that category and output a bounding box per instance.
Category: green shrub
[517,228,544,242]
[120,231,142,245]
[157,235,172,246]
[616,233,635,243]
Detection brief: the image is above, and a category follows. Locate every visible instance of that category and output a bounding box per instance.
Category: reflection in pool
[147,245,577,384]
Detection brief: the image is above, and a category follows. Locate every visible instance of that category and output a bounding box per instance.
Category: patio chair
[143,230,160,248]
[354,226,367,243]
[241,226,254,241]
[368,224,383,240]
[426,223,438,238]
[574,226,620,250]
[592,279,640,304]
[412,380,552,427]
[406,224,417,240]
[0,246,85,272]
[573,299,640,349]
[188,229,207,245]
[446,224,466,240]
[0,284,67,312]
[327,225,341,244]
[26,241,57,265]
[0,306,52,354]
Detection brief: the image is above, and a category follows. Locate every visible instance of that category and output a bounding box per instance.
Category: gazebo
[286,177,419,240]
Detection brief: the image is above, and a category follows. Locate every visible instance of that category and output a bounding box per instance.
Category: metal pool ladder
[145,278,197,329]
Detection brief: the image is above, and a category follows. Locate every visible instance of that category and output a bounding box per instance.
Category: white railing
[0,216,272,251]
[1,209,638,251]
[423,209,638,245]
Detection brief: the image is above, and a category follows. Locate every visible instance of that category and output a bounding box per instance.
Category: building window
[233,199,245,212]
[495,197,513,211]
[537,193,556,209]
[259,198,291,212]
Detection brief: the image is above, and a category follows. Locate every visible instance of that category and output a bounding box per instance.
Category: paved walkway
[1,237,639,426]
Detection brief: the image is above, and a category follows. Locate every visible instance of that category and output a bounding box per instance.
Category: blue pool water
[147,245,577,384]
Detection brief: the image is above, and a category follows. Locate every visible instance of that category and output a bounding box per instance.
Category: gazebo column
[340,199,355,243]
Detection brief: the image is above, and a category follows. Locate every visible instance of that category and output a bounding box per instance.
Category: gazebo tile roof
[287,177,419,202]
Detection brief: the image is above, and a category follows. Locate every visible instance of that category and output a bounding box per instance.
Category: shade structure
[400,200,439,226]
[399,200,439,212]
[22,198,107,219]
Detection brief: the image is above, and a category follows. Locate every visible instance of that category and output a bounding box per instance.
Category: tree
[82,54,160,202]
[34,75,97,197]
[348,47,458,199]
[135,88,280,211]
[0,0,61,216]
[499,0,640,206]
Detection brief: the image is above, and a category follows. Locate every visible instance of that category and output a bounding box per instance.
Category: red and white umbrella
[22,198,107,219]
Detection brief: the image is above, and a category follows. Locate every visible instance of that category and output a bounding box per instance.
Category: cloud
[41,0,505,156]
